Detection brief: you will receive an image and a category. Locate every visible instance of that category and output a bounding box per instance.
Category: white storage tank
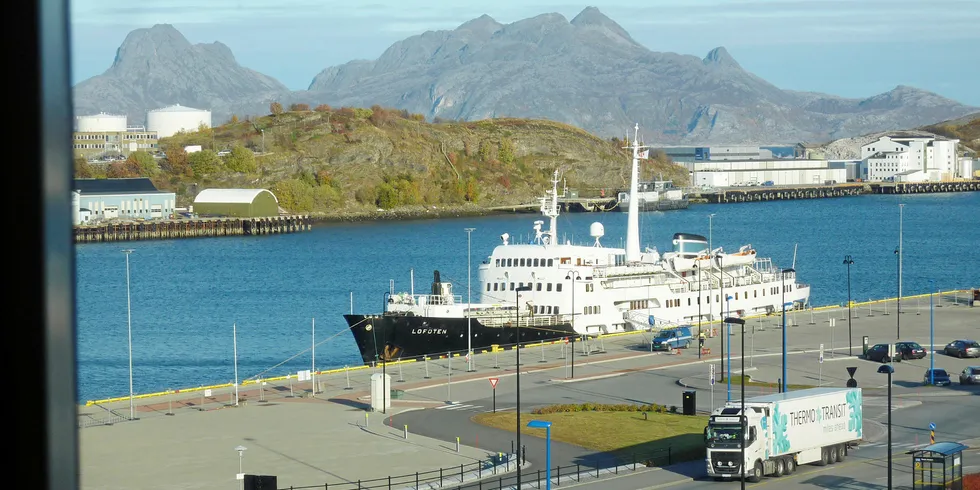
[76,113,127,132]
[147,104,212,138]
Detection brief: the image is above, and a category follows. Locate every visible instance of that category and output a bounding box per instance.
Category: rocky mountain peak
[456,14,502,34]
[570,6,636,46]
[702,46,741,69]
[111,24,191,71]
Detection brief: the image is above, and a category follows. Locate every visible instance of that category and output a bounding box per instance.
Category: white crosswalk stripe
[433,404,483,411]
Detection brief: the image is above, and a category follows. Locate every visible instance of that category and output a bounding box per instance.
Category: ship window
[556,284,563,292]
[548,259,554,267]
[533,258,539,267]
[510,283,515,291]
[716,295,720,303]
[547,306,552,314]
[536,283,542,291]
[488,283,492,292]
[520,258,525,267]
[506,258,512,267]
[688,298,691,306]
[735,293,739,300]
[495,259,500,267]
[547,283,553,292]
[754,291,757,298]
[554,306,560,314]
[493,283,498,291]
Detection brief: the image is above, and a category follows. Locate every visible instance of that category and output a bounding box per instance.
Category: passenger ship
[344,125,810,364]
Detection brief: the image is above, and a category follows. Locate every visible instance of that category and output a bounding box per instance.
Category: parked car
[895,341,927,360]
[943,339,980,358]
[866,343,902,363]
[923,368,952,386]
[959,366,980,385]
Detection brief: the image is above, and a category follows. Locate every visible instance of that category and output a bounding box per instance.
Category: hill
[920,112,980,152]
[73,107,688,217]
[72,11,977,144]
[814,112,980,160]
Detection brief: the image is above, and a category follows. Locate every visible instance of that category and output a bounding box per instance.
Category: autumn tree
[499,139,515,165]
[228,114,239,124]
[163,145,191,176]
[188,149,223,176]
[224,145,257,173]
[106,159,141,178]
[74,156,94,178]
[369,105,391,127]
[289,103,310,112]
[270,101,284,118]
[125,150,157,177]
[314,104,331,112]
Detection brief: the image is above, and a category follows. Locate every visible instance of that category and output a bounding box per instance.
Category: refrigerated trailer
[705,387,863,482]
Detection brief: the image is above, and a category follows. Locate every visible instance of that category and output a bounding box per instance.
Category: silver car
[960,367,980,385]
[944,339,980,358]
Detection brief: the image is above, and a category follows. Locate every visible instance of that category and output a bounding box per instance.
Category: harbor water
[76,192,980,402]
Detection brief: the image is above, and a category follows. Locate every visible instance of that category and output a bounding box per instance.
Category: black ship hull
[344,314,577,364]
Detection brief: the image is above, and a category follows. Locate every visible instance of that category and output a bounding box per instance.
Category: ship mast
[625,124,648,262]
[540,169,560,245]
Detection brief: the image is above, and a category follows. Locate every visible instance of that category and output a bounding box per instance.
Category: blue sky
[70,0,980,106]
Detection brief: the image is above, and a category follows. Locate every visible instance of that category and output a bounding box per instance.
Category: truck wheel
[816,448,828,466]
[774,458,786,477]
[749,461,764,482]
[785,458,796,474]
[828,446,839,464]
[836,445,845,463]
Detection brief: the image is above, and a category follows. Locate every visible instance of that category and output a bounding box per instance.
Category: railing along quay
[73,215,313,243]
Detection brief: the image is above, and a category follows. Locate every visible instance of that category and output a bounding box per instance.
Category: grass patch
[720,375,815,390]
[472,410,707,463]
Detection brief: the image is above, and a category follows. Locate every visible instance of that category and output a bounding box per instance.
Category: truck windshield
[706,425,742,444]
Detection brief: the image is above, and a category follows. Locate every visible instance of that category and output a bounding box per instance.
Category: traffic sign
[489,377,499,389]
[819,343,824,364]
[929,422,936,431]
[709,364,716,385]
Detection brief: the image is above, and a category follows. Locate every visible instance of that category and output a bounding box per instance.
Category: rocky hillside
[72,24,287,124]
[920,112,980,152]
[73,11,977,144]
[86,107,687,215]
[813,112,980,160]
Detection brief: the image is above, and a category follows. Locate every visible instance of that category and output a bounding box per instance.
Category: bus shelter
[907,441,969,490]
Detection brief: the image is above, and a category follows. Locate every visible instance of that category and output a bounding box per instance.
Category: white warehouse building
[147,104,212,138]
[861,133,960,181]
[683,160,847,187]
[76,112,128,132]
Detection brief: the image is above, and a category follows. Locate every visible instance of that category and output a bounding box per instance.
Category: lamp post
[718,252,725,385]
[726,294,733,402]
[898,203,904,315]
[515,285,532,489]
[122,249,136,420]
[843,255,854,356]
[929,279,935,385]
[527,420,553,490]
[708,214,716,370]
[465,227,475,372]
[781,268,795,392]
[877,364,894,490]
[233,322,239,407]
[696,263,702,359]
[234,445,247,489]
[565,272,581,378]
[894,247,900,339]
[725,316,747,489]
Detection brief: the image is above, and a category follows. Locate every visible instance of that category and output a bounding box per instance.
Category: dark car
[944,340,980,358]
[866,343,902,363]
[896,341,927,360]
[960,366,980,385]
[923,369,952,386]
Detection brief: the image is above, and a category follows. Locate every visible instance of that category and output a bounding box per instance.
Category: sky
[70,0,980,106]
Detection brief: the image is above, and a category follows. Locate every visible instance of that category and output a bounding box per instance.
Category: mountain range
[72,7,978,144]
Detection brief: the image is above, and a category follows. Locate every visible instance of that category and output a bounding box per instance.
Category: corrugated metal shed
[194,189,277,204]
[192,188,279,218]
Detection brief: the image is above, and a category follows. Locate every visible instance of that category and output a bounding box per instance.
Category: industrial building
[147,104,212,138]
[683,159,847,187]
[661,146,775,163]
[73,178,177,225]
[72,113,159,160]
[861,133,961,181]
[192,189,279,218]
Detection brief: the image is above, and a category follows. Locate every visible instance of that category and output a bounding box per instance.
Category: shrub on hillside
[531,403,671,414]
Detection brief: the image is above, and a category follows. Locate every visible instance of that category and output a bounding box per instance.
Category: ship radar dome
[590,222,605,247]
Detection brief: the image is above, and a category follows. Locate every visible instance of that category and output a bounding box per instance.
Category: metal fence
[280,446,692,490]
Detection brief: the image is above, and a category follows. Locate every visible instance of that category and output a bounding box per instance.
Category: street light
[515,284,532,489]
[929,279,935,385]
[898,203,904,315]
[527,420,553,490]
[726,294,733,402]
[708,214,716,370]
[717,251,725,386]
[894,246,900,339]
[565,271,581,378]
[843,255,854,356]
[234,445,247,489]
[695,262,702,359]
[465,227,475,372]
[122,249,136,420]
[877,364,894,490]
[724,316,747,490]
[781,268,795,392]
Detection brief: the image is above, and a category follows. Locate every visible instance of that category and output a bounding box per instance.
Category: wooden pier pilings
[870,180,980,194]
[74,215,313,243]
[704,183,867,203]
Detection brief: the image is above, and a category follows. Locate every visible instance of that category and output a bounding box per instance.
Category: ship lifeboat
[721,245,756,267]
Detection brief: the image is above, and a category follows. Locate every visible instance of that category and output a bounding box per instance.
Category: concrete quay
[79,291,978,490]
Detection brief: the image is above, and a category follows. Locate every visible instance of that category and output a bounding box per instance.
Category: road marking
[433,404,481,411]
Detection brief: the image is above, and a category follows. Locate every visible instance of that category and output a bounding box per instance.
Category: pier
[73,215,313,243]
[702,183,866,203]
[870,180,980,194]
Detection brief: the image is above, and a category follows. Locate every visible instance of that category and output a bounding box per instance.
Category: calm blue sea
[75,193,980,402]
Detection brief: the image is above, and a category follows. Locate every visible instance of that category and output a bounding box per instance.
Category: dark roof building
[74,178,165,194]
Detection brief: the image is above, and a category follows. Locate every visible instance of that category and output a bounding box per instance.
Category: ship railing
[397,293,462,307]
[479,314,566,329]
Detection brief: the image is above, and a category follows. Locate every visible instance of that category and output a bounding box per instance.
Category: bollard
[884,301,890,316]
[259,379,265,402]
[917,296,921,315]
[199,386,205,411]
[867,299,874,317]
[166,392,174,416]
[345,365,352,389]
[288,376,294,397]
[494,350,500,369]
[398,362,405,383]
[423,357,431,379]
[404,424,408,439]
[456,437,460,452]
[365,412,369,427]
[539,342,547,363]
